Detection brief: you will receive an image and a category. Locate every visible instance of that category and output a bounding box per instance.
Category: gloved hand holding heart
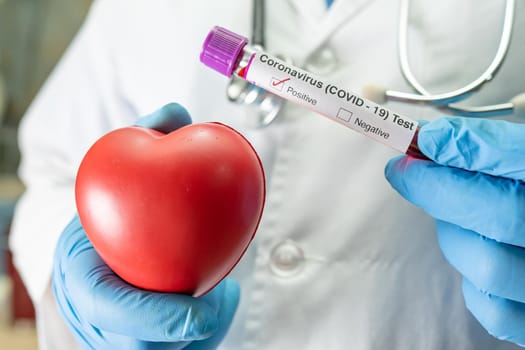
[75,103,265,297]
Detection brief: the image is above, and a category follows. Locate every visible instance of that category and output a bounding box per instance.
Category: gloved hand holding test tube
[200,26,424,159]
[201,26,525,347]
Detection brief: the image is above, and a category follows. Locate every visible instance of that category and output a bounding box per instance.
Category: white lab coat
[9,0,525,349]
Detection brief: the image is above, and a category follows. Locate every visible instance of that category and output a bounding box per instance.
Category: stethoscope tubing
[388,0,516,116]
[227,0,521,125]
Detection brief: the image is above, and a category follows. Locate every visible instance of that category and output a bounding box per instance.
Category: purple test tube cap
[200,26,248,77]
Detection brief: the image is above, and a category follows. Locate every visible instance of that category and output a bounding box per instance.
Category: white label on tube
[244,52,417,153]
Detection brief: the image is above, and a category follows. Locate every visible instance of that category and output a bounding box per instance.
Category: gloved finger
[463,278,525,347]
[198,278,240,315]
[134,103,192,134]
[385,156,525,246]
[436,220,525,303]
[417,117,525,181]
[136,285,241,350]
[56,216,220,342]
[186,278,240,350]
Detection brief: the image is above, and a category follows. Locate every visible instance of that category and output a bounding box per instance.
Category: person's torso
[94,0,525,348]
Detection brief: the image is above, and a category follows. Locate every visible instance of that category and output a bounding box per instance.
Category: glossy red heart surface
[75,123,265,296]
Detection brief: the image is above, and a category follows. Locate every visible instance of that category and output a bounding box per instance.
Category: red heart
[75,123,265,296]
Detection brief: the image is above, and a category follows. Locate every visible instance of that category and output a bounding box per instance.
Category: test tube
[200,26,425,159]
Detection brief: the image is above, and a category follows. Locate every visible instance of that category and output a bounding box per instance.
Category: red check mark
[272,77,290,86]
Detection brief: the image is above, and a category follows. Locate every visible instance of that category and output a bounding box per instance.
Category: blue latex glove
[52,104,240,350]
[385,117,525,347]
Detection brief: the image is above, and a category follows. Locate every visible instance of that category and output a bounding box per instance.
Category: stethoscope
[227,0,525,128]
[225,0,285,127]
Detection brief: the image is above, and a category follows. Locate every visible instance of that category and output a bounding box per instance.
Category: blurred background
[0,0,91,348]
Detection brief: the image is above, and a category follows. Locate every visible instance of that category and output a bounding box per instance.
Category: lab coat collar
[286,0,377,64]
[287,0,329,23]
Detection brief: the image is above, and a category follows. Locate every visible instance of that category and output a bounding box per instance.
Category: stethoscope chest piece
[227,74,284,128]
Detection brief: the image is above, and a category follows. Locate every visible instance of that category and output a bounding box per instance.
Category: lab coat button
[269,240,305,277]
[304,47,338,75]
